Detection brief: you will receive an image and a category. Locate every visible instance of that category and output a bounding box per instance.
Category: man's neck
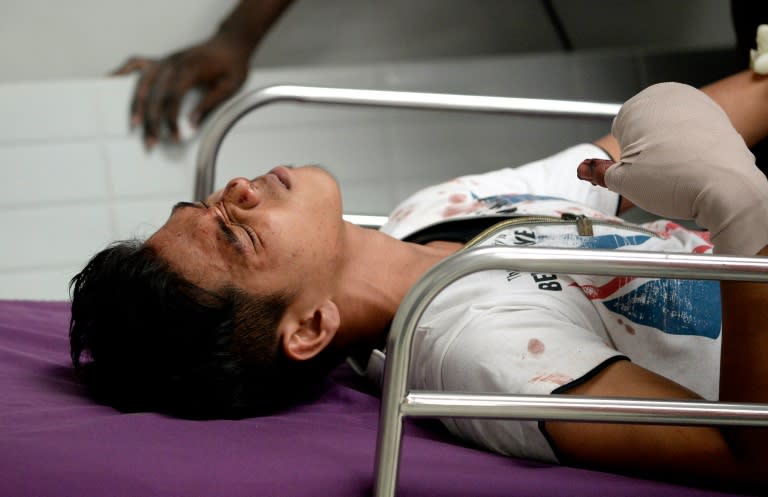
[332,222,462,354]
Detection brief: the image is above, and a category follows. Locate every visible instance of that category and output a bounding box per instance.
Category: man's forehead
[147,206,231,288]
[148,202,200,243]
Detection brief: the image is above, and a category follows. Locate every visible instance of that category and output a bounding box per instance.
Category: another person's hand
[112,35,252,148]
[577,82,768,255]
[111,1,292,148]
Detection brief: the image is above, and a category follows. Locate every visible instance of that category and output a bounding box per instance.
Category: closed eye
[212,201,260,253]
[234,222,261,249]
[214,218,246,252]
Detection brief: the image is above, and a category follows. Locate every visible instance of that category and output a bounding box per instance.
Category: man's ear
[280,300,340,361]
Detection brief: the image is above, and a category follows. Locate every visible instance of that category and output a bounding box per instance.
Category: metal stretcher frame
[193,85,768,497]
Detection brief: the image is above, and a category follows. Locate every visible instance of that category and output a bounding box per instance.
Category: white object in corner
[750,24,768,75]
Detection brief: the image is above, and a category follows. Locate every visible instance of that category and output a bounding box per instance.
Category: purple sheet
[0,299,749,497]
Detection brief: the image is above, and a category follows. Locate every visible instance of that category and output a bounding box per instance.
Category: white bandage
[750,24,768,75]
[606,82,768,255]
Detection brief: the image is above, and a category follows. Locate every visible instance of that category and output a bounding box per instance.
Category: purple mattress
[0,299,750,496]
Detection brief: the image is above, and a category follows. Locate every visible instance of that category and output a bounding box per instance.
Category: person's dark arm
[112,0,293,148]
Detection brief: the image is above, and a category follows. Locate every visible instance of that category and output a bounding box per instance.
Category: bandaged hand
[577,82,768,255]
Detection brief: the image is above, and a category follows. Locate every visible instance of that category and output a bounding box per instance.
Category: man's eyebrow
[171,201,206,214]
[170,201,245,254]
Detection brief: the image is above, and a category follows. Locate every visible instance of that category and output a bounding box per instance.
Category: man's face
[147,166,345,308]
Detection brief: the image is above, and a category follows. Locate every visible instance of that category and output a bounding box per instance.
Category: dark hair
[69,239,339,419]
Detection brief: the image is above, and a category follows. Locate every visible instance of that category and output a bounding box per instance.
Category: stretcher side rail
[194,84,621,228]
[374,246,768,497]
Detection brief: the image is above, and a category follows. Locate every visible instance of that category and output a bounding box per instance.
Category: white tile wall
[0,50,737,300]
[0,81,118,143]
[0,204,113,269]
[0,267,84,302]
[0,78,158,300]
[0,143,110,206]
[106,141,194,198]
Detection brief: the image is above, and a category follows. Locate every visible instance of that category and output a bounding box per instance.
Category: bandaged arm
[581,82,768,256]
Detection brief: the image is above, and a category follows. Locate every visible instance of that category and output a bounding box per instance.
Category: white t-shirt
[368,144,722,462]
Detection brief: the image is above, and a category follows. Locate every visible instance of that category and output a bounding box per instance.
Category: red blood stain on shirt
[527,338,545,356]
[442,202,480,218]
[530,372,573,386]
[389,205,414,222]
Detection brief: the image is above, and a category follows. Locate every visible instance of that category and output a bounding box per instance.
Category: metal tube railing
[193,85,621,207]
[401,392,768,425]
[373,246,768,497]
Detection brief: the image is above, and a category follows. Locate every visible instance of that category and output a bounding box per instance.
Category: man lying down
[69,69,768,489]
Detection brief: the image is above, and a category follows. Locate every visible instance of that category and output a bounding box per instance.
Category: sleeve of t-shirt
[502,143,620,215]
[381,143,622,239]
[429,305,626,463]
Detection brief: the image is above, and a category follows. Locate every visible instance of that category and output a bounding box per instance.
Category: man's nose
[223,177,262,208]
